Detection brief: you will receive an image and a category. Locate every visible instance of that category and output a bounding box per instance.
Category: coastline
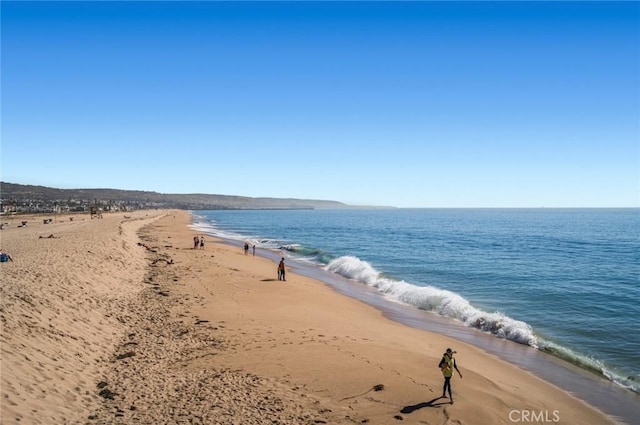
[0,210,625,424]
[191,210,640,424]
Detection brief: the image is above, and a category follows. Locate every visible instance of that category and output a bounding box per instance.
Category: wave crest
[324,256,537,346]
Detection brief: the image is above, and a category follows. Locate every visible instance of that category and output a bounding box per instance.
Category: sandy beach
[1,210,619,424]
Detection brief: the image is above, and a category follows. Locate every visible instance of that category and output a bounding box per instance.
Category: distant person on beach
[244,243,249,255]
[193,236,199,249]
[252,245,256,256]
[200,236,205,250]
[277,258,286,281]
[439,348,462,404]
[0,250,14,262]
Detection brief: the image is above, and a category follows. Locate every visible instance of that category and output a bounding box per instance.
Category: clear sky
[2,1,639,208]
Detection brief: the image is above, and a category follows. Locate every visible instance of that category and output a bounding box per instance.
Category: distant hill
[0,182,352,210]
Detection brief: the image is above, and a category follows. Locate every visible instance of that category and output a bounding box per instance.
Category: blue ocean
[190,208,639,398]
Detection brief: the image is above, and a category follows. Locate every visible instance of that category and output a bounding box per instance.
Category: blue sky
[2,1,639,208]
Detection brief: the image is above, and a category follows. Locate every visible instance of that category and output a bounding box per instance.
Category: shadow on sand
[401,397,450,414]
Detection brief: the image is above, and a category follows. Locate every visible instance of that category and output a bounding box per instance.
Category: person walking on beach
[244,242,249,255]
[193,236,199,249]
[252,244,256,256]
[199,236,205,250]
[277,258,286,281]
[439,348,462,404]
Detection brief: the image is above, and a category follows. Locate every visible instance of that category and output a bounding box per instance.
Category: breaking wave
[324,255,538,346]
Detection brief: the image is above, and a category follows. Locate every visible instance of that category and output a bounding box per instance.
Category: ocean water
[190,208,640,396]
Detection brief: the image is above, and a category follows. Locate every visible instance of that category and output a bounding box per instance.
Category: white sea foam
[190,217,254,244]
[189,221,217,235]
[324,255,538,346]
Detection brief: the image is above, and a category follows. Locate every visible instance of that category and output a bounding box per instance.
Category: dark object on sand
[340,384,385,401]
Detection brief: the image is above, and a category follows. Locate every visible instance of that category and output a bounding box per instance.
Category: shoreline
[1,210,629,424]
[188,207,639,394]
[190,211,640,425]
[274,251,640,423]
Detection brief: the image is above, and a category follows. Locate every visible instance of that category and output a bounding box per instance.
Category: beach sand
[1,210,618,424]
